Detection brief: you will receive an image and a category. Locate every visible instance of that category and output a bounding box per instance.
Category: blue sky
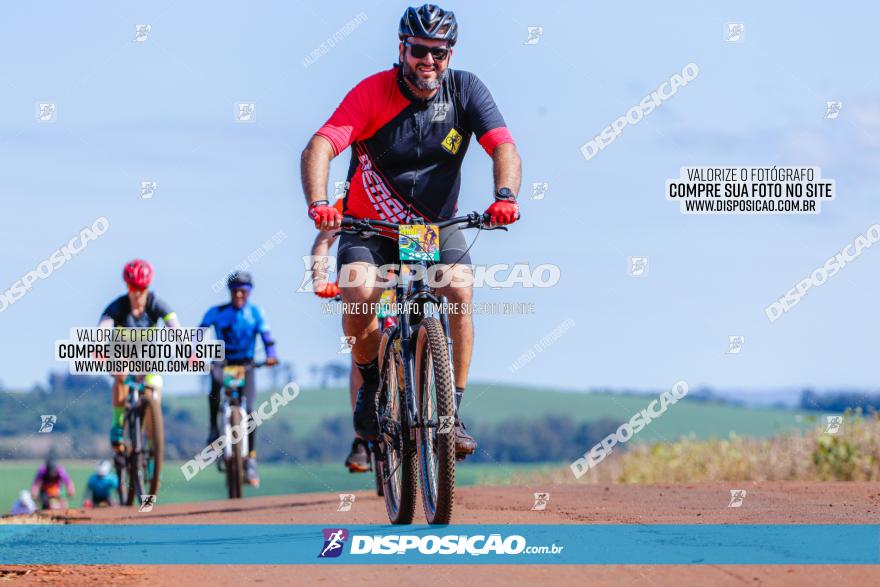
[1,1,879,394]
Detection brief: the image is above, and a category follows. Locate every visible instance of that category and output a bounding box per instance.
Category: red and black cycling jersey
[316,65,514,223]
[101,292,174,328]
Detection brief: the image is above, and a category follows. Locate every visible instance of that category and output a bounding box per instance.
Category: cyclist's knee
[144,373,164,389]
[437,269,473,303]
[144,374,164,401]
[340,266,384,322]
[339,262,384,292]
[435,264,473,291]
[341,284,375,304]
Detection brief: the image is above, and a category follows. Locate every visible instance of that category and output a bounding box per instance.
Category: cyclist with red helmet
[301,4,521,456]
[98,259,180,451]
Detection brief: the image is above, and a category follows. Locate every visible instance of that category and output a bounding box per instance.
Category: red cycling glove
[309,200,341,229]
[314,282,340,299]
[485,199,520,225]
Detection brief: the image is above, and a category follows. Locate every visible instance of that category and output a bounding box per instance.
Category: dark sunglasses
[404,41,449,61]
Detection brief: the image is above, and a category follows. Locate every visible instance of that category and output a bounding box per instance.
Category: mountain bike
[216,361,267,499]
[37,492,68,511]
[341,212,505,524]
[114,374,163,507]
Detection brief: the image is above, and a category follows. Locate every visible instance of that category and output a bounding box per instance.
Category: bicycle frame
[341,213,497,436]
[217,365,254,459]
[216,361,267,457]
[123,375,146,456]
[341,212,506,523]
[393,267,450,435]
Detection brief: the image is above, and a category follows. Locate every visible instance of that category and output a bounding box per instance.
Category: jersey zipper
[410,109,422,222]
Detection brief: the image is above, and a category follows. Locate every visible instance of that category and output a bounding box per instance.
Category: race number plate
[399,224,440,262]
[222,366,246,388]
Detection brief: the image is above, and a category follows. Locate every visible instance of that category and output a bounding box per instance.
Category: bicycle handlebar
[218,360,271,368]
[340,212,505,234]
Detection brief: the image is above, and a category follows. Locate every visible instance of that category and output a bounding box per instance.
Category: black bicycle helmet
[44,458,59,480]
[227,271,253,289]
[399,4,458,46]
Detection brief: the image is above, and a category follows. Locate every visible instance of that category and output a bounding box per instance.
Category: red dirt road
[4,482,880,585]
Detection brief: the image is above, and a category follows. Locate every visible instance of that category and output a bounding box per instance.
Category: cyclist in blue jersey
[200,271,278,487]
[83,460,118,507]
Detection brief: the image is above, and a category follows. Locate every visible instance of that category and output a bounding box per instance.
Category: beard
[402,60,447,91]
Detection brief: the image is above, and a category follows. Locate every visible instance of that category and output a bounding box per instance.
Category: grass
[539,410,880,485]
[171,383,817,443]
[0,460,560,512]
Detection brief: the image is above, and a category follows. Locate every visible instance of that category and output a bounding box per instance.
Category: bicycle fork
[399,315,419,440]
[222,391,249,458]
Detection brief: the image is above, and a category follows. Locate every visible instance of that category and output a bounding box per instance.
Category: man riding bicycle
[200,270,278,488]
[301,4,521,456]
[98,259,180,451]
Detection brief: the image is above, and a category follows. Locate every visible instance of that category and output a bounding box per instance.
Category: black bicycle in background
[215,360,267,499]
[114,374,163,507]
[341,212,506,524]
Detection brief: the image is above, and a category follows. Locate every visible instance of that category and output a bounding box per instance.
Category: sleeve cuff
[478,127,515,155]
[315,127,352,156]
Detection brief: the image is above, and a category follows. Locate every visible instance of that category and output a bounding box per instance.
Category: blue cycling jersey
[200,302,276,361]
[87,473,118,501]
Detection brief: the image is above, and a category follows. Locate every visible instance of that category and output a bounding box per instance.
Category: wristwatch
[495,187,516,201]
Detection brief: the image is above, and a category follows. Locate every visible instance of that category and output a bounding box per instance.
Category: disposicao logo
[318,528,349,558]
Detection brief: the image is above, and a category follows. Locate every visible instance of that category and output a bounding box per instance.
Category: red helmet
[123,259,153,289]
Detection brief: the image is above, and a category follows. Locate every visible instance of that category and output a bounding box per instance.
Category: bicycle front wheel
[226,408,244,499]
[371,448,384,497]
[114,451,129,506]
[414,317,456,525]
[139,395,164,501]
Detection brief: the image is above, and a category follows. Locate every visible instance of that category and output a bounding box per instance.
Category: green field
[172,384,816,444]
[2,384,819,510]
[0,460,559,513]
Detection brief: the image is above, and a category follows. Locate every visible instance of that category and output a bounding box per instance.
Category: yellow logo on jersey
[441,128,463,155]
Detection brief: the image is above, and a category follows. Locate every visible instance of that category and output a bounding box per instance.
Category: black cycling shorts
[336,225,472,272]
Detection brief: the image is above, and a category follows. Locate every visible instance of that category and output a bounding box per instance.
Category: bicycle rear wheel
[415,317,456,525]
[378,330,416,524]
[226,408,244,499]
[123,410,141,506]
[114,451,129,506]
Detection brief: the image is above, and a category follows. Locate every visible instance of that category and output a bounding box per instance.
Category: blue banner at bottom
[0,524,877,564]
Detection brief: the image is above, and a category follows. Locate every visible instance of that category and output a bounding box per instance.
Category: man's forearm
[492,143,522,195]
[300,135,336,205]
